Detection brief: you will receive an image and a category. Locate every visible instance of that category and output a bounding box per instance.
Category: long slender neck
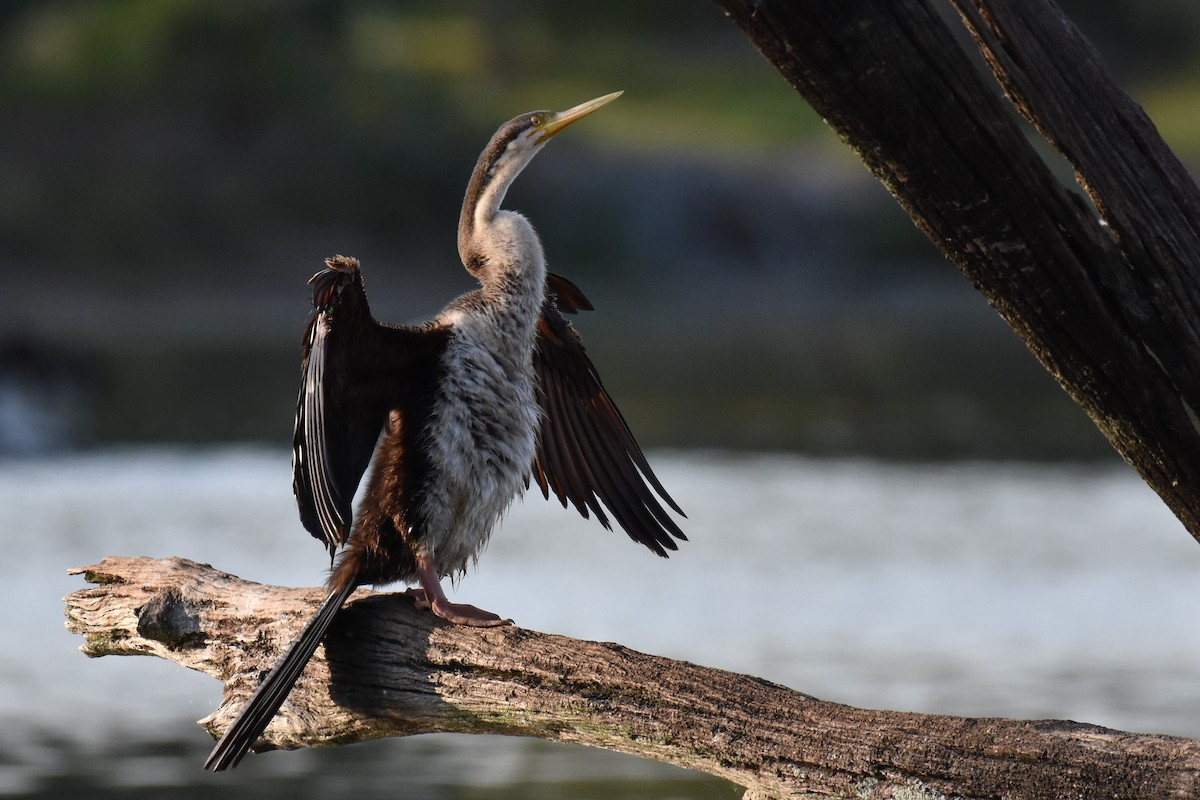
[455,137,547,329]
[452,203,547,361]
[457,134,542,273]
[467,212,547,325]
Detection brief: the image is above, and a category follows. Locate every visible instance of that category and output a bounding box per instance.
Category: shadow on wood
[65,556,1200,799]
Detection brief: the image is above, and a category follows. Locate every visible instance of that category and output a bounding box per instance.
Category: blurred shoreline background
[3,3,1200,799]
[5,0,1198,459]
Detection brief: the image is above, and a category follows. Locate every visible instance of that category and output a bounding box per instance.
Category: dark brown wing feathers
[545,271,594,314]
[294,260,373,553]
[533,278,686,558]
[293,256,445,556]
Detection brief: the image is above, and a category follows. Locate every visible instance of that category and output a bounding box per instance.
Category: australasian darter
[203,92,686,771]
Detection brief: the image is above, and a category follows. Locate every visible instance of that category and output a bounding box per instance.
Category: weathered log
[65,556,1200,799]
[712,0,1200,542]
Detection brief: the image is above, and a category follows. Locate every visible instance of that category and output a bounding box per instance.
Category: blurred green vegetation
[10,0,1191,268]
[0,0,821,268]
[1,1,1196,457]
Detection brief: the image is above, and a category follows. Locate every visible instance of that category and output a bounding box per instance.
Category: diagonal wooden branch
[66,556,1200,799]
[712,0,1200,542]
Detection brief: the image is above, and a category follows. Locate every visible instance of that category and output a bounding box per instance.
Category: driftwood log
[66,556,1200,799]
[713,0,1200,543]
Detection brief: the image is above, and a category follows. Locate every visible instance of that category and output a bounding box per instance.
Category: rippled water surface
[3,448,1198,798]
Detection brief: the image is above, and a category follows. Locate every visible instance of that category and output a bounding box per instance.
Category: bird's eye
[529,114,542,127]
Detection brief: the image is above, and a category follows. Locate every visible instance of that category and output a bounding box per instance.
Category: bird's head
[460,92,622,265]
[486,91,623,178]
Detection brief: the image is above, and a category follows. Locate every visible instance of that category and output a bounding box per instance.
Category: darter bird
[203,92,686,771]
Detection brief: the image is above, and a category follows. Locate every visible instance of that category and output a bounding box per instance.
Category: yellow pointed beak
[535,91,623,144]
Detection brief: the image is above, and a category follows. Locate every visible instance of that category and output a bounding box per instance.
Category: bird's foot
[406,588,511,627]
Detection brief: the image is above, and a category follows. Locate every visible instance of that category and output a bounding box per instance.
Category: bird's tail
[203,581,357,771]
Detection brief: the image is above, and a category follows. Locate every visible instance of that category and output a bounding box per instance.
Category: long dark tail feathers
[203,582,357,771]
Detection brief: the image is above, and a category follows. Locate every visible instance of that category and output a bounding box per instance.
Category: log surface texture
[66,556,1200,799]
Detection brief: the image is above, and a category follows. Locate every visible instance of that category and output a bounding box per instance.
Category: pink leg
[408,555,511,627]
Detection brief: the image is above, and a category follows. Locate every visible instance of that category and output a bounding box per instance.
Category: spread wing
[531,273,686,557]
[292,258,442,554]
[294,313,376,554]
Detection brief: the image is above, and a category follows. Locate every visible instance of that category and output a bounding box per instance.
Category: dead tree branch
[713,0,1200,542]
[65,557,1200,799]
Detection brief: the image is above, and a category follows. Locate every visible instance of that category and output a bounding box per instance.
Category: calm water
[3,448,1200,798]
